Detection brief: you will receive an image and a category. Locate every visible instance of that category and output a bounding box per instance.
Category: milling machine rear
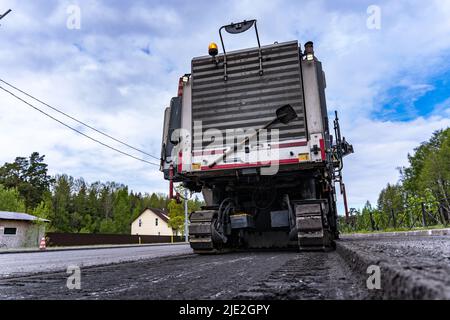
[160,20,354,253]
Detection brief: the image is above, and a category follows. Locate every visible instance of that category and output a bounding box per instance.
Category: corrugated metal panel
[191,41,306,149]
[0,211,49,222]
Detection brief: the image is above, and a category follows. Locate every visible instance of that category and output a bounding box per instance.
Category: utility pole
[0,9,12,22]
[184,189,189,242]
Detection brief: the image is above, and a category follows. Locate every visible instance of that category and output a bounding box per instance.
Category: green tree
[418,129,450,209]
[149,193,160,208]
[401,129,449,200]
[99,184,114,220]
[112,187,132,234]
[189,196,203,212]
[168,199,184,235]
[0,152,53,210]
[32,191,52,220]
[355,201,377,231]
[0,184,26,212]
[99,218,116,233]
[347,128,450,233]
[72,178,89,232]
[377,183,405,221]
[50,175,72,232]
[86,182,101,232]
[1,153,208,235]
[130,192,144,223]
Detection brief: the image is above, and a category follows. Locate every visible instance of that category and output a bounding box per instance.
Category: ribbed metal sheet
[191,41,306,149]
[0,211,49,222]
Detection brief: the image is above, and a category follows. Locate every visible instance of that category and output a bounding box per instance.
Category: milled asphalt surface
[0,244,192,278]
[0,235,449,299]
[337,235,450,299]
[0,250,368,300]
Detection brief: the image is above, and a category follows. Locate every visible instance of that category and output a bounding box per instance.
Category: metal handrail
[218,19,263,81]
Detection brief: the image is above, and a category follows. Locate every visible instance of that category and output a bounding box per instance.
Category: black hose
[213,198,235,244]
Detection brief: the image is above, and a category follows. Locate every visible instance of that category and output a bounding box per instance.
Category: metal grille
[191,41,306,150]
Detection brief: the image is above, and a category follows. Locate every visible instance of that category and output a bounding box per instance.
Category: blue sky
[0,0,449,212]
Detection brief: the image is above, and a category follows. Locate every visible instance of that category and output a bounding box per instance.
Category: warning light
[208,42,218,57]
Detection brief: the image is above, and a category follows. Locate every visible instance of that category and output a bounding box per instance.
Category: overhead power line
[0,78,160,161]
[0,85,160,167]
[0,9,12,21]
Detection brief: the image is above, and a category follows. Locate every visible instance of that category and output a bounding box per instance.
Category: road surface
[0,234,449,299]
[0,244,191,278]
[0,250,367,300]
[337,235,450,299]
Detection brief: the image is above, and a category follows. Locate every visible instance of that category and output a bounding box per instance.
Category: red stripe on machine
[192,149,226,156]
[200,158,299,171]
[192,141,307,156]
[271,141,308,148]
[319,139,325,161]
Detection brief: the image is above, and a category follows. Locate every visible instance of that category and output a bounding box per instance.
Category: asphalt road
[0,250,368,300]
[337,235,450,299]
[0,244,192,278]
[0,235,449,300]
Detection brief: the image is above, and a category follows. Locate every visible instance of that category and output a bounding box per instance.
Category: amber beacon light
[208,42,218,56]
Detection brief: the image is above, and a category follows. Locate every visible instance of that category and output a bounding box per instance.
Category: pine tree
[111,187,133,234]
[0,152,53,210]
[51,175,72,232]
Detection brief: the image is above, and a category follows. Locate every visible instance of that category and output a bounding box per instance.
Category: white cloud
[0,0,449,211]
[344,114,450,209]
[432,97,450,117]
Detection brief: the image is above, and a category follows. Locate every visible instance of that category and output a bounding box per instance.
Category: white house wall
[131,209,173,236]
[0,220,45,249]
